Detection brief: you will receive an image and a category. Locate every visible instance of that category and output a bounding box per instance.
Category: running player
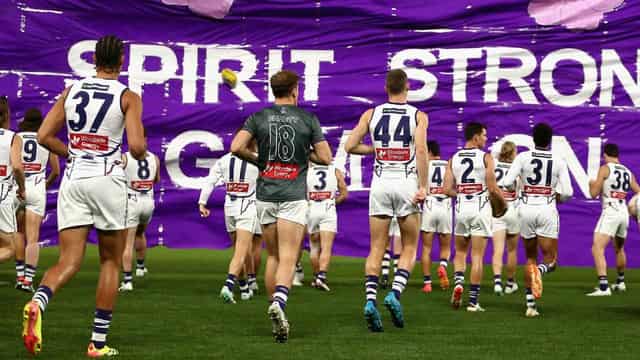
[502,123,573,317]
[444,122,505,312]
[380,218,401,289]
[307,160,348,291]
[14,109,60,293]
[231,70,332,342]
[345,69,428,332]
[119,134,160,292]
[491,141,520,295]
[0,97,24,266]
[22,35,146,357]
[587,143,639,296]
[199,144,261,303]
[420,140,452,293]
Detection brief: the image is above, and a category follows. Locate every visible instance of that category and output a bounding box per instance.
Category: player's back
[601,162,632,210]
[217,152,259,204]
[368,102,418,178]
[514,149,568,205]
[124,151,157,194]
[64,77,127,180]
[451,148,487,198]
[307,162,337,201]
[18,132,49,181]
[427,159,450,204]
[0,128,15,185]
[495,160,518,203]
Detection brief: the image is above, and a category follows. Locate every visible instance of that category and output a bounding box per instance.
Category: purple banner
[1,0,640,266]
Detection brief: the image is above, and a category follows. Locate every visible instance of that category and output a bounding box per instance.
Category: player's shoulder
[0,128,15,137]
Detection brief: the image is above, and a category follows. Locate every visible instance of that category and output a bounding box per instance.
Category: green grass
[1,246,639,360]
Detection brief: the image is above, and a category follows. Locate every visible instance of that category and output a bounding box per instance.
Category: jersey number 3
[69,90,114,133]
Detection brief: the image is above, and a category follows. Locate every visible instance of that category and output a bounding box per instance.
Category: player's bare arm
[37,87,71,158]
[230,130,259,164]
[123,90,146,160]
[45,153,60,189]
[629,173,640,194]
[345,109,374,155]
[10,134,25,200]
[588,165,609,199]
[154,155,161,184]
[413,111,429,203]
[335,168,348,204]
[485,154,502,198]
[311,140,333,165]
[443,159,456,198]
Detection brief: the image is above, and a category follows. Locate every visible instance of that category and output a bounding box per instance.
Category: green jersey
[242,105,325,202]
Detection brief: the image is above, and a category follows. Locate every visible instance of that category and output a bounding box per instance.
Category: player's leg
[15,207,26,286]
[504,233,519,294]
[364,215,391,332]
[0,231,15,263]
[437,233,452,289]
[588,232,612,296]
[315,230,336,291]
[293,238,305,286]
[451,235,469,309]
[119,227,136,291]
[380,242,392,289]
[249,234,262,292]
[392,233,401,274]
[22,209,44,292]
[523,237,540,317]
[537,236,557,277]
[467,235,488,311]
[420,231,434,293]
[612,236,627,291]
[491,228,506,296]
[262,223,278,298]
[134,228,148,277]
[309,232,320,287]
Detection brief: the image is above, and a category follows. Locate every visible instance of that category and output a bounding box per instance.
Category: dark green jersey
[242,105,325,202]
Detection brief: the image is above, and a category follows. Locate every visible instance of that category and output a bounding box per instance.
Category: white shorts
[21,177,47,217]
[518,204,559,239]
[307,200,337,234]
[225,215,260,234]
[57,175,128,231]
[126,192,155,228]
[455,197,492,238]
[389,216,400,237]
[421,198,452,234]
[493,204,520,235]
[0,184,16,233]
[257,200,308,226]
[594,207,629,239]
[369,176,420,218]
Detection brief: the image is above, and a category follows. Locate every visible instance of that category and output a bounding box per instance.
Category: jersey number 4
[373,115,411,147]
[69,91,114,132]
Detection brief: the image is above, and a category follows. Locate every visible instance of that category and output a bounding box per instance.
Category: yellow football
[221,68,237,88]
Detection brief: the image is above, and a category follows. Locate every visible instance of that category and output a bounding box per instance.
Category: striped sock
[538,263,556,277]
[439,259,448,268]
[16,260,25,279]
[25,265,37,284]
[295,262,303,274]
[248,273,257,287]
[392,255,400,274]
[507,278,515,286]
[423,275,432,285]
[454,271,464,286]
[123,271,133,284]
[273,285,289,310]
[617,272,625,284]
[365,275,379,305]
[525,288,536,308]
[493,275,502,286]
[91,309,112,349]
[469,284,480,305]
[136,258,145,270]
[239,279,249,294]
[224,274,236,291]
[391,269,410,299]
[598,275,609,291]
[381,252,391,277]
[33,285,53,313]
[317,271,327,282]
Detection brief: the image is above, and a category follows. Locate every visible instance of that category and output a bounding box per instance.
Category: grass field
[1,246,639,360]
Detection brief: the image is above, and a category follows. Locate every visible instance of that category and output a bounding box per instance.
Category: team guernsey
[595,162,632,238]
[0,128,17,233]
[199,153,261,234]
[493,160,520,235]
[307,162,338,234]
[124,151,157,228]
[421,159,452,234]
[58,77,129,231]
[502,148,573,239]
[17,132,50,217]
[451,148,491,237]
[368,102,420,217]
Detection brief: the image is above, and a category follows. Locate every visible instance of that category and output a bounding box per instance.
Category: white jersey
[495,160,518,204]
[124,151,157,193]
[369,102,418,178]
[503,149,573,206]
[18,132,50,183]
[307,163,337,202]
[64,77,128,180]
[601,162,632,210]
[0,128,15,185]
[198,153,259,216]
[451,148,488,198]
[427,159,451,205]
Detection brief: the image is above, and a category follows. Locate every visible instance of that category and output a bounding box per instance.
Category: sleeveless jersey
[18,132,49,182]
[427,159,449,201]
[307,163,337,201]
[64,77,128,179]
[495,160,518,203]
[602,162,631,209]
[0,128,15,184]
[124,151,157,193]
[199,153,259,208]
[505,149,571,205]
[451,148,487,197]
[368,102,418,178]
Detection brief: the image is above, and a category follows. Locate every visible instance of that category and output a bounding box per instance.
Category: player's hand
[413,187,427,204]
[199,205,210,218]
[17,188,25,201]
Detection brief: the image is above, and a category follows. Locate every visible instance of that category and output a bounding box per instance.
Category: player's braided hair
[95,35,124,72]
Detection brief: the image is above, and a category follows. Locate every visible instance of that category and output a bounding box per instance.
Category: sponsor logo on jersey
[610,191,626,200]
[261,162,299,180]
[309,191,332,200]
[70,133,109,151]
[376,148,410,162]
[457,183,483,194]
[0,165,6,176]
[501,188,517,200]
[23,163,42,173]
[523,185,552,195]
[131,180,154,191]
[430,186,444,194]
[226,182,250,193]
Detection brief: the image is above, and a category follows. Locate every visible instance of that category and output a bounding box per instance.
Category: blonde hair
[499,141,516,162]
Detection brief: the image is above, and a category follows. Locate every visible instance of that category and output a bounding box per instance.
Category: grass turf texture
[1,246,639,360]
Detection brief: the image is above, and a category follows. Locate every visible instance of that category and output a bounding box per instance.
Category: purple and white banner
[1,0,639,266]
